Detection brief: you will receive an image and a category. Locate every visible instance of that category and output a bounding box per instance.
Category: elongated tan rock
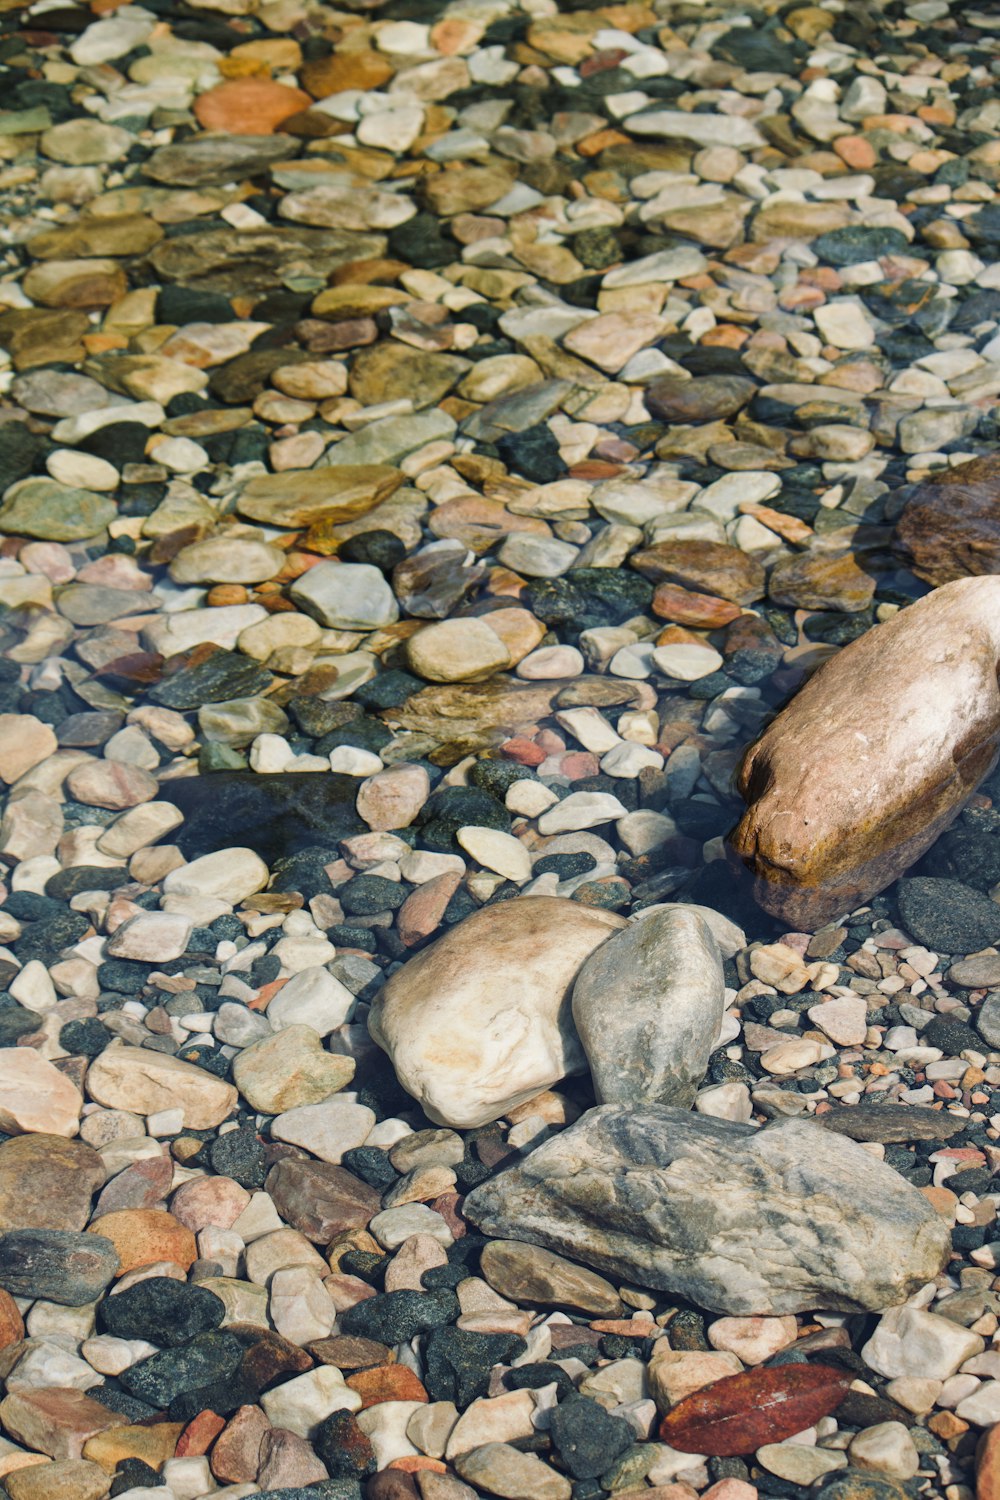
[727,577,1000,929]
[85,1042,237,1129]
[368,897,625,1129]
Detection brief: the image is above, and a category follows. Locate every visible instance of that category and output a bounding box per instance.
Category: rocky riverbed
[1,0,1000,1497]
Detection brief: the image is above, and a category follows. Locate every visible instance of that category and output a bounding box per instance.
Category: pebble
[232,1026,355,1114]
[369,898,624,1128]
[0,1,995,1492]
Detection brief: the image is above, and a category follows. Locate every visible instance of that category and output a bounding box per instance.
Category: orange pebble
[206,584,249,607]
[346,1365,429,1408]
[576,128,630,157]
[176,1411,226,1458]
[834,135,877,170]
[83,332,128,354]
[700,324,749,348]
[249,978,287,1012]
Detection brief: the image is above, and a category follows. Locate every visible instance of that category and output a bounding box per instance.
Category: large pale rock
[727,578,1000,929]
[0,1050,82,1138]
[368,897,625,1128]
[464,1104,951,1315]
[572,909,725,1107]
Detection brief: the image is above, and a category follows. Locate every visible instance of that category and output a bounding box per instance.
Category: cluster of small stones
[0,0,999,1496]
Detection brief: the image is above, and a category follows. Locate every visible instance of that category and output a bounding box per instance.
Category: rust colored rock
[651,583,742,629]
[175,1410,226,1457]
[0,1289,24,1351]
[88,1207,197,1276]
[346,1364,429,1408]
[727,577,1000,930]
[631,540,766,606]
[977,1418,1000,1500]
[300,49,394,99]
[897,454,1000,587]
[194,78,313,135]
[768,547,876,614]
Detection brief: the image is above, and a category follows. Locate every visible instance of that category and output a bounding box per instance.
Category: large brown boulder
[896,454,1000,586]
[727,577,1000,929]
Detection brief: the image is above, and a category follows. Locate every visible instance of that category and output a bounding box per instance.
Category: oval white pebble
[328,745,384,776]
[516,645,585,680]
[652,642,724,681]
[457,825,532,883]
[46,449,119,491]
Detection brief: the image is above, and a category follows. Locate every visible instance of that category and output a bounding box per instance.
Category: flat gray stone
[464,1104,951,1315]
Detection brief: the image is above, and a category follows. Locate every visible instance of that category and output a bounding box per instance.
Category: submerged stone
[464,1104,951,1315]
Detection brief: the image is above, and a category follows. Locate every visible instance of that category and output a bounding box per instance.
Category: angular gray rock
[571,908,725,1107]
[464,1104,950,1315]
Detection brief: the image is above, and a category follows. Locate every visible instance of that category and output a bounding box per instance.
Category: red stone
[176,1410,226,1458]
[346,1365,429,1409]
[194,78,313,135]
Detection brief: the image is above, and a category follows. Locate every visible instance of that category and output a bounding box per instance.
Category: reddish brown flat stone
[194,78,313,135]
[346,1365,429,1408]
[896,453,1000,587]
[728,576,1000,929]
[308,1335,392,1370]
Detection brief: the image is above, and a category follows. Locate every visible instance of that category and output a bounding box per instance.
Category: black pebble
[549,1394,634,1479]
[208,1128,267,1190]
[101,1277,226,1347]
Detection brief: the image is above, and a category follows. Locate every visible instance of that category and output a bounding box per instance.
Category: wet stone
[100,1277,226,1347]
[0,1229,118,1304]
[118,1329,245,1408]
[896,878,1000,955]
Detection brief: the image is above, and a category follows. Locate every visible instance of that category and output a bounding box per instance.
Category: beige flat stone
[0,1050,82,1137]
[85,1042,237,1129]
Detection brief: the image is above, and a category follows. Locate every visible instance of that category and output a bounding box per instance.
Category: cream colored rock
[0,1049,82,1137]
[368,897,625,1128]
[0,715,58,785]
[96,802,183,858]
[162,848,268,904]
[85,1042,237,1129]
[456,826,531,883]
[728,577,1000,928]
[406,618,511,683]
